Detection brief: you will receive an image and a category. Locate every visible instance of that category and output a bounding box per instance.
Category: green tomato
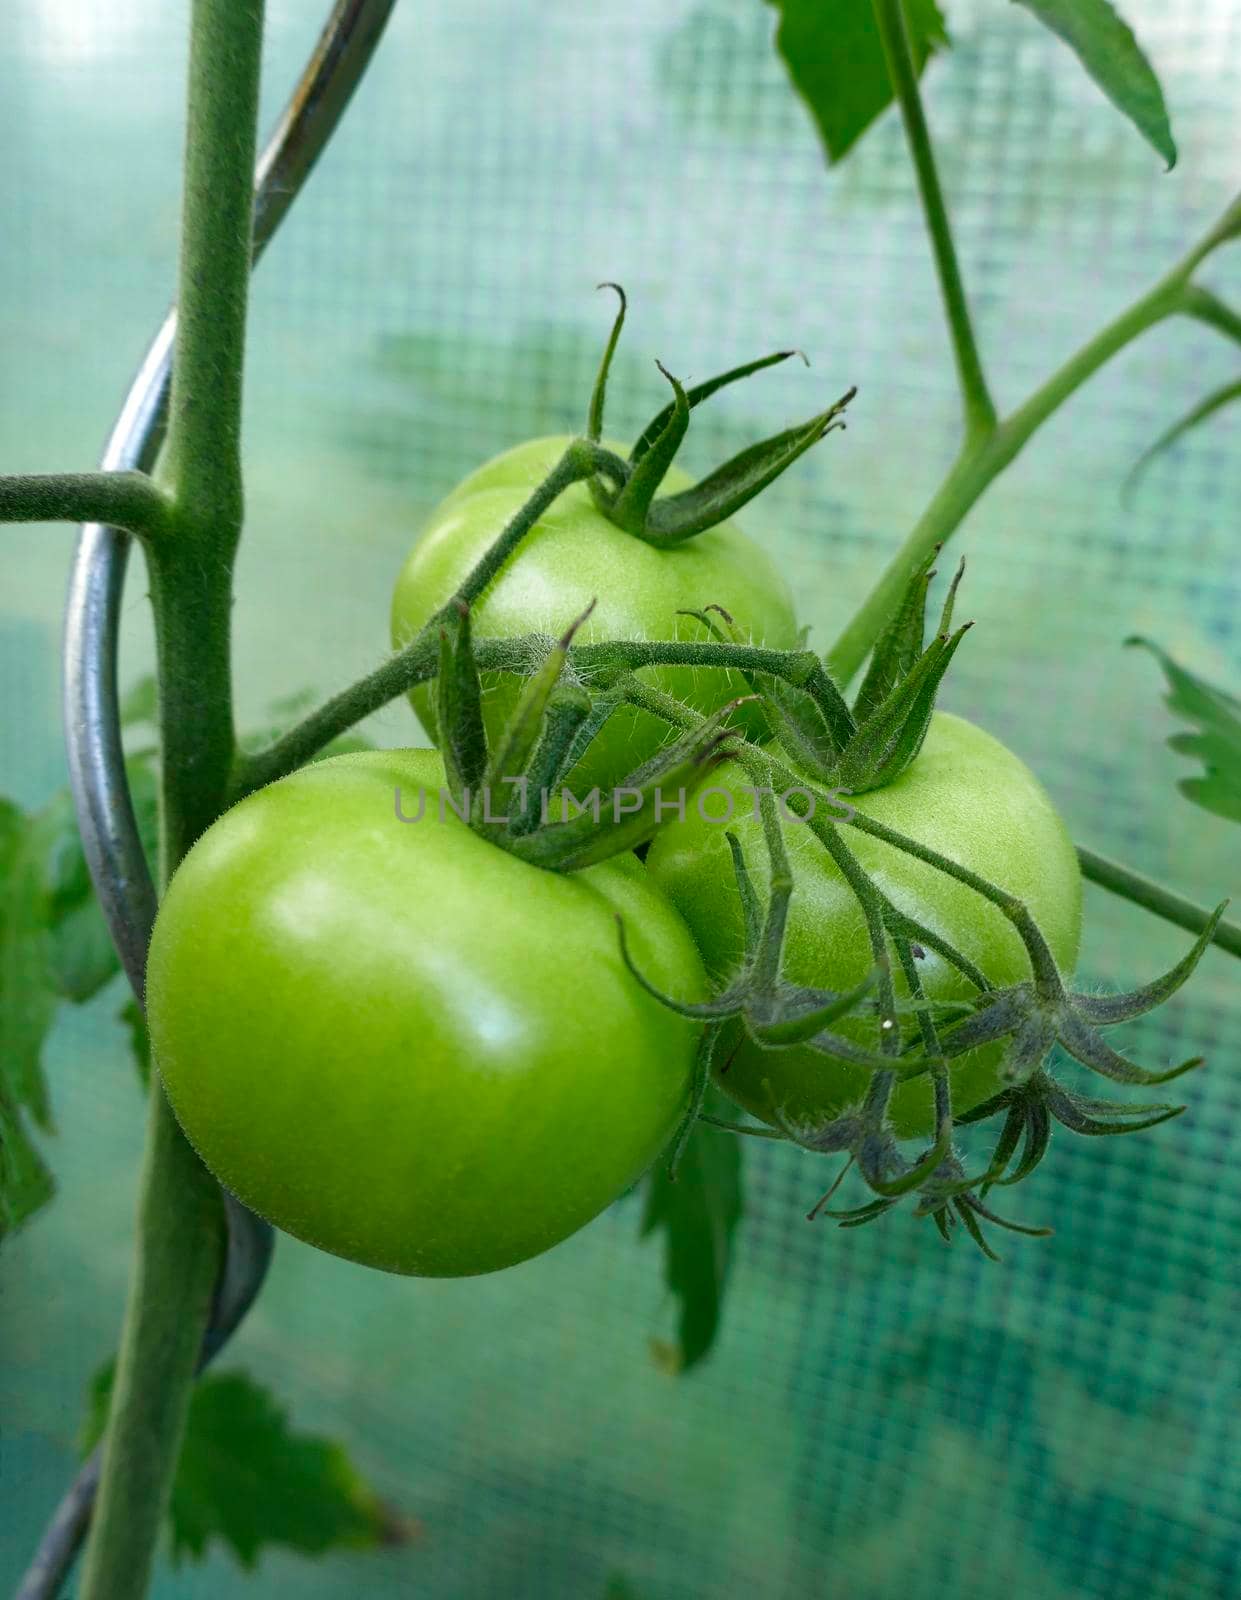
[390,435,799,792]
[646,712,1082,1141]
[146,747,705,1277]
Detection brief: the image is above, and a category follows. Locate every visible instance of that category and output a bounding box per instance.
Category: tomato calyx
[618,786,938,1073]
[432,597,746,872]
[761,881,1227,1254]
[684,546,972,796]
[935,900,1229,1178]
[618,780,979,1209]
[613,679,1230,1255]
[584,283,855,548]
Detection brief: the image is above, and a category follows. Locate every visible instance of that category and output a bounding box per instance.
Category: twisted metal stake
[18,4,398,1595]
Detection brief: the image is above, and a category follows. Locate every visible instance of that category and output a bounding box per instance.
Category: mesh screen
[2,1,1239,1595]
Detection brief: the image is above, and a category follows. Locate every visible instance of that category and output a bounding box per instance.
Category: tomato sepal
[615,789,926,1072]
[506,693,747,873]
[583,282,854,547]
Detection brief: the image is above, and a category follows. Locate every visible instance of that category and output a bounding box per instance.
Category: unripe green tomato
[646,713,1083,1141]
[390,435,799,792]
[146,748,705,1276]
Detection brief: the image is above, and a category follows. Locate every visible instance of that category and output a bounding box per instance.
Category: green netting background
[2,1,1239,1595]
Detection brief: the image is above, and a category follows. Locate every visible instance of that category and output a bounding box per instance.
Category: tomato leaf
[1012,0,1176,168]
[1127,639,1241,824]
[604,1577,642,1600]
[0,799,58,1234]
[641,1099,744,1372]
[43,787,121,1005]
[0,1081,53,1234]
[767,0,949,166]
[0,800,57,1132]
[82,1363,412,1568]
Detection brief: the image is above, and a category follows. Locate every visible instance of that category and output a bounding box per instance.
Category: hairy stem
[455,440,624,607]
[825,252,1220,686]
[237,634,836,798]
[78,3,266,1597]
[612,675,1241,971]
[0,471,172,538]
[872,0,995,441]
[77,1090,225,1600]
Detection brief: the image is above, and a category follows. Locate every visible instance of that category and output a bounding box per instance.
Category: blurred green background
[2,0,1239,1595]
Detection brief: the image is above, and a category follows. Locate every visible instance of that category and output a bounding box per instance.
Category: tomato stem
[826,185,1241,687]
[871,0,996,445]
[1079,848,1241,962]
[78,3,266,1597]
[0,471,172,539]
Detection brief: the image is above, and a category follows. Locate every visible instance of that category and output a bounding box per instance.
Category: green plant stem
[236,635,827,798]
[161,18,261,531]
[0,470,171,538]
[241,619,1241,973]
[231,447,612,797]
[454,440,622,606]
[78,3,266,1597]
[1079,847,1241,960]
[77,1089,225,1600]
[871,0,996,441]
[825,243,1227,686]
[621,674,1241,971]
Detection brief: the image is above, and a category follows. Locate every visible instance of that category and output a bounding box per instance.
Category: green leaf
[82,1363,410,1568]
[1013,0,1176,167]
[46,892,120,1004]
[604,1577,642,1600]
[1128,638,1241,824]
[43,784,121,1005]
[641,1097,744,1372]
[0,1089,53,1232]
[0,800,57,1132]
[768,0,949,165]
[0,799,58,1234]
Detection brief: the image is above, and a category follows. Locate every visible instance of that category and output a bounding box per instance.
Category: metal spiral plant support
[17,4,398,1595]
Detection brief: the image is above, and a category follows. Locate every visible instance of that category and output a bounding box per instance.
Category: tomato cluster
[148,367,1086,1276]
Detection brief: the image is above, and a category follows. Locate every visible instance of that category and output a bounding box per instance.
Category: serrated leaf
[1128,639,1241,824]
[640,1096,743,1372]
[768,0,949,165]
[82,1363,409,1568]
[1013,0,1176,167]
